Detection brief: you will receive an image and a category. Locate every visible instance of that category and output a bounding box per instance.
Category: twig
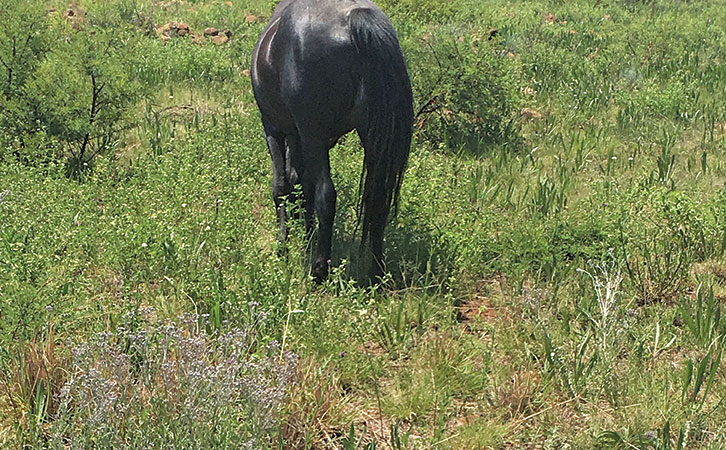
[415,95,441,119]
[280,294,292,360]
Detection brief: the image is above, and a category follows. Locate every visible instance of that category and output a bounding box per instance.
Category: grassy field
[2,0,726,448]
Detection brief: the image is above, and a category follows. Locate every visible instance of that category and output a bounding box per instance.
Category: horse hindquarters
[253,0,412,282]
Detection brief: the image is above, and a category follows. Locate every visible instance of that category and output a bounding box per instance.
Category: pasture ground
[2,0,726,448]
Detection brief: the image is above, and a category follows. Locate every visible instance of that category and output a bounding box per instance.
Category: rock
[157,22,191,39]
[245,14,257,23]
[156,22,171,34]
[204,27,219,36]
[176,22,189,36]
[212,34,230,45]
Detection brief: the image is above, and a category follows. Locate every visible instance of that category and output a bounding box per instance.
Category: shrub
[44,312,296,449]
[404,26,523,152]
[615,79,698,128]
[618,181,710,303]
[0,0,52,157]
[1,5,146,176]
[24,27,144,177]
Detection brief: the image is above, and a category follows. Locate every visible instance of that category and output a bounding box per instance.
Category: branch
[422,37,444,71]
[99,38,114,59]
[414,37,449,120]
[15,34,33,64]
[94,81,107,97]
[415,95,441,119]
[79,73,103,159]
[89,73,102,123]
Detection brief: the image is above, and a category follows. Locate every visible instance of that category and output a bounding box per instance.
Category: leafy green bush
[1,5,146,176]
[616,79,698,127]
[618,180,711,303]
[404,27,523,152]
[24,27,144,176]
[0,0,53,157]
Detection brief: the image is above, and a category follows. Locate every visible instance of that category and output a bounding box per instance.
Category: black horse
[251,0,413,281]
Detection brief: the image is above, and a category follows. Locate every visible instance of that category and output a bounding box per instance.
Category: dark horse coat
[251,0,413,280]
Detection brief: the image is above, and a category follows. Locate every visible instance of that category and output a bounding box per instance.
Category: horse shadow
[325,205,456,290]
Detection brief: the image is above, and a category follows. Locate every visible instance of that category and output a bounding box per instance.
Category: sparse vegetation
[2,0,726,448]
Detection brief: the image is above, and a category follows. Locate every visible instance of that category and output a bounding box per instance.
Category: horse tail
[348,7,413,247]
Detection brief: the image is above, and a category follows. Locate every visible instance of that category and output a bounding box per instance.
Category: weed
[679,284,725,349]
[45,312,296,448]
[577,251,624,359]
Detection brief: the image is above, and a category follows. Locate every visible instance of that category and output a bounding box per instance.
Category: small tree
[405,28,524,152]
[24,26,144,176]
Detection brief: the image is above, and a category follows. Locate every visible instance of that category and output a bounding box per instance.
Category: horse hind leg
[299,136,336,281]
[284,133,308,228]
[266,132,293,254]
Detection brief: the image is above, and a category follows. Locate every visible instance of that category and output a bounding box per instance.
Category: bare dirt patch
[520,107,543,120]
[340,404,423,450]
[361,340,387,358]
[456,274,509,327]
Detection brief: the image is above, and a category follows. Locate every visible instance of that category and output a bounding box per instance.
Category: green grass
[2,0,726,448]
